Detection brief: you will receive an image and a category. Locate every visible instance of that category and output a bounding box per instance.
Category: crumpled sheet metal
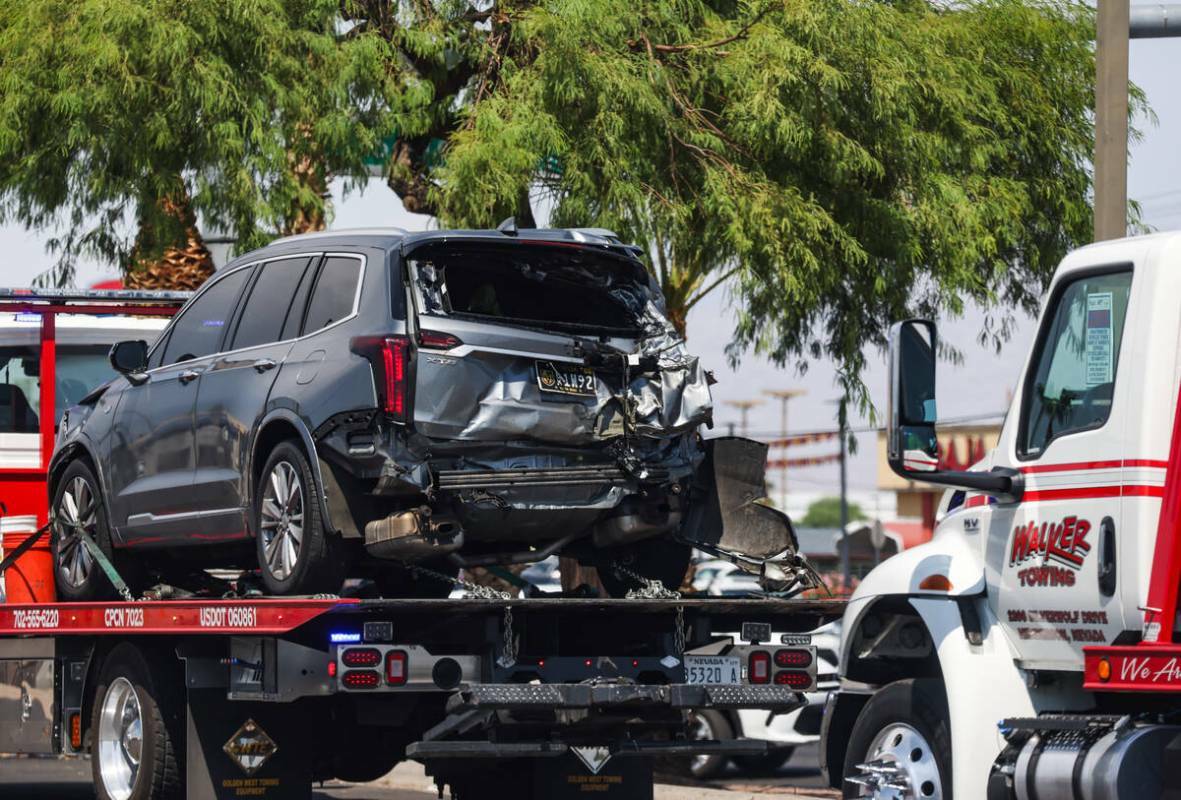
[680,437,800,562]
[412,305,712,446]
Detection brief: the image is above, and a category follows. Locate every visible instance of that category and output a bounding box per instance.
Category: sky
[1,21,1179,518]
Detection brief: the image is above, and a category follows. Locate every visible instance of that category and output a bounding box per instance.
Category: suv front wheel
[255,441,346,595]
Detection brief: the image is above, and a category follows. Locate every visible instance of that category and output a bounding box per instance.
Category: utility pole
[764,389,806,510]
[1092,2,1181,241]
[724,399,763,438]
[837,397,850,592]
[1095,0,1130,241]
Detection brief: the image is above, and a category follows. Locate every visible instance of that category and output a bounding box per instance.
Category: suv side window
[303,256,361,334]
[160,267,252,366]
[230,257,312,350]
[1019,269,1132,457]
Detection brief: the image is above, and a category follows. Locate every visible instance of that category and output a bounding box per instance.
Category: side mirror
[888,320,939,473]
[110,340,149,376]
[886,319,1023,502]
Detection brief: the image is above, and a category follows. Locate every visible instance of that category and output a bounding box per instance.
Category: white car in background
[683,623,841,780]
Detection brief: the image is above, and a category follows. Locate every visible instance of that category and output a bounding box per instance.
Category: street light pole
[724,399,763,438]
[764,389,806,510]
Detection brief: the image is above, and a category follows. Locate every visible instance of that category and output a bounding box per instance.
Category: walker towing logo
[1008,515,1092,588]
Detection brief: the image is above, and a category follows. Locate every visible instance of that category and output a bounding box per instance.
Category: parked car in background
[691,558,740,593]
[708,570,763,597]
[684,624,840,779]
[50,227,801,600]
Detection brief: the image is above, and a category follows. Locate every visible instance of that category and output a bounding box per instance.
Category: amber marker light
[1097,657,1112,682]
[918,574,953,591]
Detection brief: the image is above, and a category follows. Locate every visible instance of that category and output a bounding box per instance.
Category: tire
[595,538,692,598]
[679,709,732,780]
[255,440,346,595]
[732,748,794,775]
[51,460,143,601]
[372,560,458,599]
[91,644,183,800]
[841,679,951,799]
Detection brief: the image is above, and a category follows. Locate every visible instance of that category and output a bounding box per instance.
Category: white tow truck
[823,232,1181,799]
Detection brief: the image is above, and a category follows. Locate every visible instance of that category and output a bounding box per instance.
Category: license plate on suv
[684,655,741,685]
[536,360,597,398]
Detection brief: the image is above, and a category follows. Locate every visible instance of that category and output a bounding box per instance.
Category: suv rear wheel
[255,441,346,595]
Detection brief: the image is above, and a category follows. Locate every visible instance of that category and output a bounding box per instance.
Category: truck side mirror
[886,319,1023,502]
[110,340,148,376]
[888,320,940,474]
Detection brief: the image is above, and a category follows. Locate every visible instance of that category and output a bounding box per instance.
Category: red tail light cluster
[386,650,408,686]
[340,647,382,668]
[749,651,771,684]
[417,330,462,350]
[341,670,381,689]
[351,335,411,423]
[774,670,811,689]
[774,649,812,668]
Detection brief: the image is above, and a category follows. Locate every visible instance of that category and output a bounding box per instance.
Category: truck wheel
[595,539,692,598]
[52,460,142,601]
[733,748,794,775]
[681,709,732,780]
[842,679,951,799]
[255,440,346,595]
[91,645,182,800]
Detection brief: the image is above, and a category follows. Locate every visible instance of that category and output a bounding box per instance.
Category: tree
[801,496,865,529]
[0,0,384,287]
[392,0,1142,406]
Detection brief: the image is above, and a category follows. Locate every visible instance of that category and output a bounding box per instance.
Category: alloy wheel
[97,676,143,800]
[849,722,943,799]
[55,475,97,589]
[260,461,304,581]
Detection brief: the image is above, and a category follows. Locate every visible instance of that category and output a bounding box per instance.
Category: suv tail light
[417,330,462,350]
[351,335,411,423]
[749,651,771,684]
[386,650,408,686]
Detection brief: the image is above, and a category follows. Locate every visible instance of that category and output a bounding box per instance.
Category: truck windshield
[0,345,113,431]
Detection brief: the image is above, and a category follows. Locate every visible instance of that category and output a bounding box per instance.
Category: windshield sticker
[1085,292,1113,386]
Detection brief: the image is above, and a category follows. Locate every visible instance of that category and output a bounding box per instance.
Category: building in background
[876,422,1002,539]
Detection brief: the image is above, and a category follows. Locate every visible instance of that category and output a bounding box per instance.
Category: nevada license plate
[684,655,741,685]
[535,360,597,398]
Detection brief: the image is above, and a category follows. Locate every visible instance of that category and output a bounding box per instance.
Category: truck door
[987,267,1134,669]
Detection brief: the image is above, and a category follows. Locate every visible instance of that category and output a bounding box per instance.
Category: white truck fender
[909,597,1032,800]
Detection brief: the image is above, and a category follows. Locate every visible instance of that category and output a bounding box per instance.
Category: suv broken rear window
[410,244,648,334]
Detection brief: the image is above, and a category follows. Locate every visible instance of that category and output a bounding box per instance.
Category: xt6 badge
[1008,515,1092,588]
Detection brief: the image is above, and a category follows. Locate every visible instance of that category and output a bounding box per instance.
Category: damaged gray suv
[50,227,801,598]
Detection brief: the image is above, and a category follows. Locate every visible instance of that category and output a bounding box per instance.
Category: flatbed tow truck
[0,289,845,800]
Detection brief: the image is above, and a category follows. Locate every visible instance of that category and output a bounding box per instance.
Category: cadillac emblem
[223,719,278,776]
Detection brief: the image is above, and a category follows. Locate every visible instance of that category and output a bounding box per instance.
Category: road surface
[0,745,836,799]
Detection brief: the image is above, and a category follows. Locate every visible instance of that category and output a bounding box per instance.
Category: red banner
[766,431,839,448]
[766,453,841,469]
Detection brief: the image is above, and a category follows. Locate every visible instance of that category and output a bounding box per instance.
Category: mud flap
[679,437,812,589]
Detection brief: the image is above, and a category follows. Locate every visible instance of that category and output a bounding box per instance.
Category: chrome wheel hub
[260,461,304,581]
[848,723,943,799]
[55,475,97,589]
[97,677,143,800]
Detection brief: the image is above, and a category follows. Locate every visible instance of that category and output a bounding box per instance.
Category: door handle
[252,358,278,373]
[1098,516,1117,597]
[178,369,200,384]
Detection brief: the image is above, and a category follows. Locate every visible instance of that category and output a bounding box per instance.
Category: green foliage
[431,0,1143,406]
[801,496,865,528]
[0,0,382,280]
